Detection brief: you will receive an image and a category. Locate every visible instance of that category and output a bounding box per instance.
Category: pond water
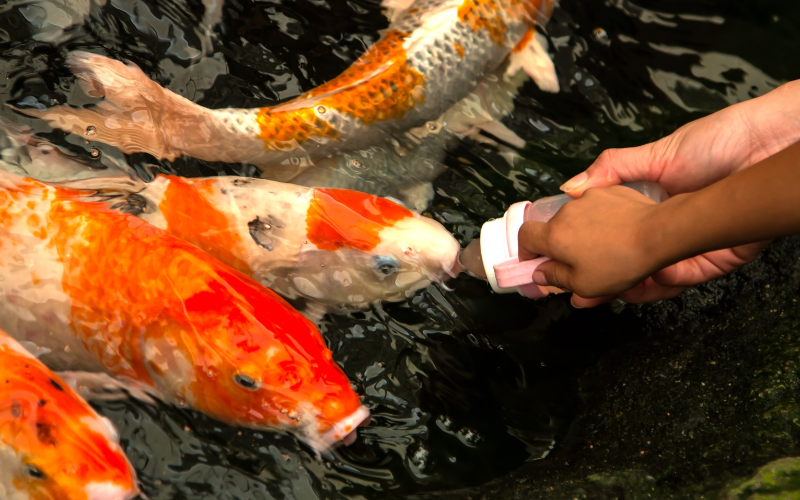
[1,0,799,498]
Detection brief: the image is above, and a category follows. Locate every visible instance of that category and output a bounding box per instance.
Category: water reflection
[0,0,795,497]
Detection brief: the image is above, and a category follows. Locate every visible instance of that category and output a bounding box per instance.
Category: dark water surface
[1,0,799,498]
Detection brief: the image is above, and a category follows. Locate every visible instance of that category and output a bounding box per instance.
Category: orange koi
[0,328,138,500]
[0,170,368,452]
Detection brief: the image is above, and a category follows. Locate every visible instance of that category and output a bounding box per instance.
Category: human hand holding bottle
[519,80,800,307]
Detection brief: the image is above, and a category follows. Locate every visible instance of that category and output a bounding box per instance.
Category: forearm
[649,140,800,268]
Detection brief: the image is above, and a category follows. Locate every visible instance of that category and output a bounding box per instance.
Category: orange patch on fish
[306,188,412,252]
[158,176,251,274]
[458,0,548,46]
[513,28,533,52]
[256,30,425,148]
[0,341,135,500]
[454,42,465,57]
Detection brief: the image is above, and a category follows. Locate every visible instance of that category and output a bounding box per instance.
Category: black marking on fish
[248,217,274,251]
[49,379,63,391]
[36,422,57,446]
[11,400,22,418]
[109,192,148,215]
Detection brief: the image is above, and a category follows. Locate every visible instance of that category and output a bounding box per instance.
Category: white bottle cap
[480,201,531,294]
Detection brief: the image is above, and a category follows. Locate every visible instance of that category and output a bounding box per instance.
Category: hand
[518,186,664,300]
[545,81,800,307]
[519,188,772,305]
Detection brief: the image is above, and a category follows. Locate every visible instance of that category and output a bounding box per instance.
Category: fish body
[22,0,558,203]
[69,172,462,315]
[0,170,367,451]
[0,328,138,500]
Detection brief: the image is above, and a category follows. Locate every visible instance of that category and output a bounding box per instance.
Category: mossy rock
[723,457,800,500]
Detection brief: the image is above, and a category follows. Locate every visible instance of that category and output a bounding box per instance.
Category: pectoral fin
[56,370,160,405]
[506,30,560,93]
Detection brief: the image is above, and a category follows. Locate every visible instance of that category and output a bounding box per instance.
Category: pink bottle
[478,182,669,298]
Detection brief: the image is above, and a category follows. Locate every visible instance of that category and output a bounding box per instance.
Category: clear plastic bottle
[477,182,669,298]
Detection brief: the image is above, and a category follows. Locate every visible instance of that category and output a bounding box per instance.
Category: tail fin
[14,52,203,161]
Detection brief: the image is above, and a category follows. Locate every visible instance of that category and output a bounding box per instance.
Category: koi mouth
[306,405,371,453]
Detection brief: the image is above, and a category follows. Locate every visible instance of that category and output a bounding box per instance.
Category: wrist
[638,193,702,272]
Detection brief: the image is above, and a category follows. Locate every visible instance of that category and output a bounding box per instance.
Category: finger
[653,241,771,287]
[570,294,614,309]
[532,259,573,291]
[518,220,551,259]
[618,278,686,304]
[559,142,667,196]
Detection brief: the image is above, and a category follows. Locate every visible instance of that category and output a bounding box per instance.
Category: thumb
[560,142,665,197]
[532,259,573,291]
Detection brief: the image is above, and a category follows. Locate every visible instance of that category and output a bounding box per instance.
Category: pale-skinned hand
[530,81,800,307]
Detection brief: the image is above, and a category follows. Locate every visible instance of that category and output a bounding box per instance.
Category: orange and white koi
[0,328,138,500]
[0,170,368,452]
[0,125,462,315]
[21,0,559,205]
[65,173,463,317]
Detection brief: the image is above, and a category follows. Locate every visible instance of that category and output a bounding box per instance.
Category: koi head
[141,263,367,451]
[294,189,461,307]
[0,334,138,500]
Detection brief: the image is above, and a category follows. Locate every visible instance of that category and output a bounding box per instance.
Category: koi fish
[0,123,462,318]
[0,169,368,452]
[0,328,138,500]
[72,174,463,319]
[20,0,559,207]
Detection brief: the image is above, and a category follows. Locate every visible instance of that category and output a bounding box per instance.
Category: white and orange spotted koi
[0,169,368,453]
[76,173,463,318]
[0,125,462,316]
[0,328,139,500]
[21,0,559,206]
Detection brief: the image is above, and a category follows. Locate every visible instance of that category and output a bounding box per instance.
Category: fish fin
[395,181,434,212]
[475,120,526,149]
[55,371,160,405]
[17,341,52,358]
[380,0,414,21]
[506,30,560,93]
[300,301,329,326]
[13,51,196,161]
[442,69,527,149]
[58,176,154,215]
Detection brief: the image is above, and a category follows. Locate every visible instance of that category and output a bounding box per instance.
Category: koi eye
[234,374,261,390]
[23,465,45,480]
[374,256,399,276]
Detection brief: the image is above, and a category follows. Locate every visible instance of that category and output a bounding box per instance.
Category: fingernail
[570,295,585,309]
[560,172,588,192]
[533,270,548,286]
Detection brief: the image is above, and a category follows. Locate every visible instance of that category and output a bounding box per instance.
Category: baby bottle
[460,182,669,298]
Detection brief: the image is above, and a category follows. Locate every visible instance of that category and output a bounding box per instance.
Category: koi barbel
[0,170,368,453]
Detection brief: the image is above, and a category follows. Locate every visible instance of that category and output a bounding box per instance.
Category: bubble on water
[350,158,362,168]
[594,27,610,44]
[86,125,97,136]
[90,148,100,157]
[457,427,482,447]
